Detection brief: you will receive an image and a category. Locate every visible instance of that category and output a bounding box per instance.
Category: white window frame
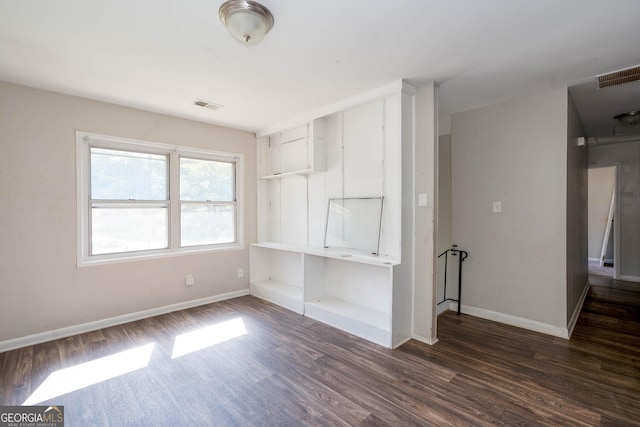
[76,131,244,266]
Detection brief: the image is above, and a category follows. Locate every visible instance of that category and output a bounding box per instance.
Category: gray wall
[589,141,640,280]
[451,87,569,330]
[566,94,589,323]
[0,81,257,342]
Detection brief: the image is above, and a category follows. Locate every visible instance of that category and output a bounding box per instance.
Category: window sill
[77,243,244,268]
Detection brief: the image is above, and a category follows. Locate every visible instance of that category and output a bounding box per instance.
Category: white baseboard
[412,333,439,346]
[568,281,590,338]
[620,275,640,283]
[0,289,250,353]
[436,301,450,316]
[588,257,600,262]
[449,302,569,339]
[391,336,413,350]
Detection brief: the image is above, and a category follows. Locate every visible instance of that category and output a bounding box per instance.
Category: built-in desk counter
[250,243,408,348]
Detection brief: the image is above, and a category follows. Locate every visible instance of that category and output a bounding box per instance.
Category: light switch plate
[492,201,502,213]
[418,193,428,207]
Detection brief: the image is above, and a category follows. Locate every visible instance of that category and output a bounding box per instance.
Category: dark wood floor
[1,275,639,426]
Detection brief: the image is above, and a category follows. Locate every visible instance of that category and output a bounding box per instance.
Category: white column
[412,82,439,344]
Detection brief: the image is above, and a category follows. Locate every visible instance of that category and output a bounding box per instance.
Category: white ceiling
[1,0,639,134]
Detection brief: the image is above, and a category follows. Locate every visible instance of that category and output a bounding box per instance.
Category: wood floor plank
[0,346,33,405]
[29,339,61,399]
[57,334,87,368]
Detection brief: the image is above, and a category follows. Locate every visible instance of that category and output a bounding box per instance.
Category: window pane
[180,158,234,201]
[181,204,235,246]
[91,148,167,200]
[91,207,168,255]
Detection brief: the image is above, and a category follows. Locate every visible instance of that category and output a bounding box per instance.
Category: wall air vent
[194,99,224,110]
[597,65,640,89]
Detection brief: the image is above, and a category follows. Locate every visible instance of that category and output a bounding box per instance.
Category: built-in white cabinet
[251,88,414,349]
[250,243,403,348]
[259,119,327,179]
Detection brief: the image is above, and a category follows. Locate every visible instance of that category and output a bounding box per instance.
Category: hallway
[588,260,614,278]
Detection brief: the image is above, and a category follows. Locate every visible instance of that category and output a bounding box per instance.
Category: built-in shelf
[249,245,304,315]
[250,280,304,315]
[249,242,400,347]
[260,168,315,180]
[305,297,391,347]
[251,92,414,349]
[252,242,399,267]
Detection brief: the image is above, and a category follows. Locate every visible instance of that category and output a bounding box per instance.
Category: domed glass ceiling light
[219,0,274,46]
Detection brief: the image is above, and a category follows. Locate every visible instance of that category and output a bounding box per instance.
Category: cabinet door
[343,100,384,197]
[281,125,308,143]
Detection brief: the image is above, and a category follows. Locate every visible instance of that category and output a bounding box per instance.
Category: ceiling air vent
[597,65,640,89]
[194,99,224,110]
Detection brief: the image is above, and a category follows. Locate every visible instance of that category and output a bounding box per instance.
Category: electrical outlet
[237,268,244,278]
[185,274,195,286]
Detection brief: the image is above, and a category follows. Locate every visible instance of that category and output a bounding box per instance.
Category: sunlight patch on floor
[24,343,156,405]
[171,317,247,359]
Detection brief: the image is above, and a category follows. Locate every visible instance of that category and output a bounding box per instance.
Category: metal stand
[437,244,468,314]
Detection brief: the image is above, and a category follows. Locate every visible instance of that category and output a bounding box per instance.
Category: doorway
[588,165,618,279]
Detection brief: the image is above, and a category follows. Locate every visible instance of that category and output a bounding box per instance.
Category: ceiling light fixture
[219,0,274,47]
[614,111,640,127]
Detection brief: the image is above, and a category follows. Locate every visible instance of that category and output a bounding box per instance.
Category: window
[77,131,243,265]
[179,157,235,247]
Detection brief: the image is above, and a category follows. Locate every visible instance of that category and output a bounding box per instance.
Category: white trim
[412,333,439,345]
[410,93,417,344]
[0,289,249,353]
[450,302,570,339]
[77,130,240,160]
[620,275,640,283]
[391,336,413,350]
[436,302,450,316]
[78,243,244,267]
[588,257,600,262]
[568,281,590,338]
[257,80,406,137]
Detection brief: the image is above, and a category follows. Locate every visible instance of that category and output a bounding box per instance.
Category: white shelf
[305,296,391,347]
[304,246,400,267]
[260,169,315,180]
[250,280,304,314]
[251,242,400,267]
[252,242,305,253]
